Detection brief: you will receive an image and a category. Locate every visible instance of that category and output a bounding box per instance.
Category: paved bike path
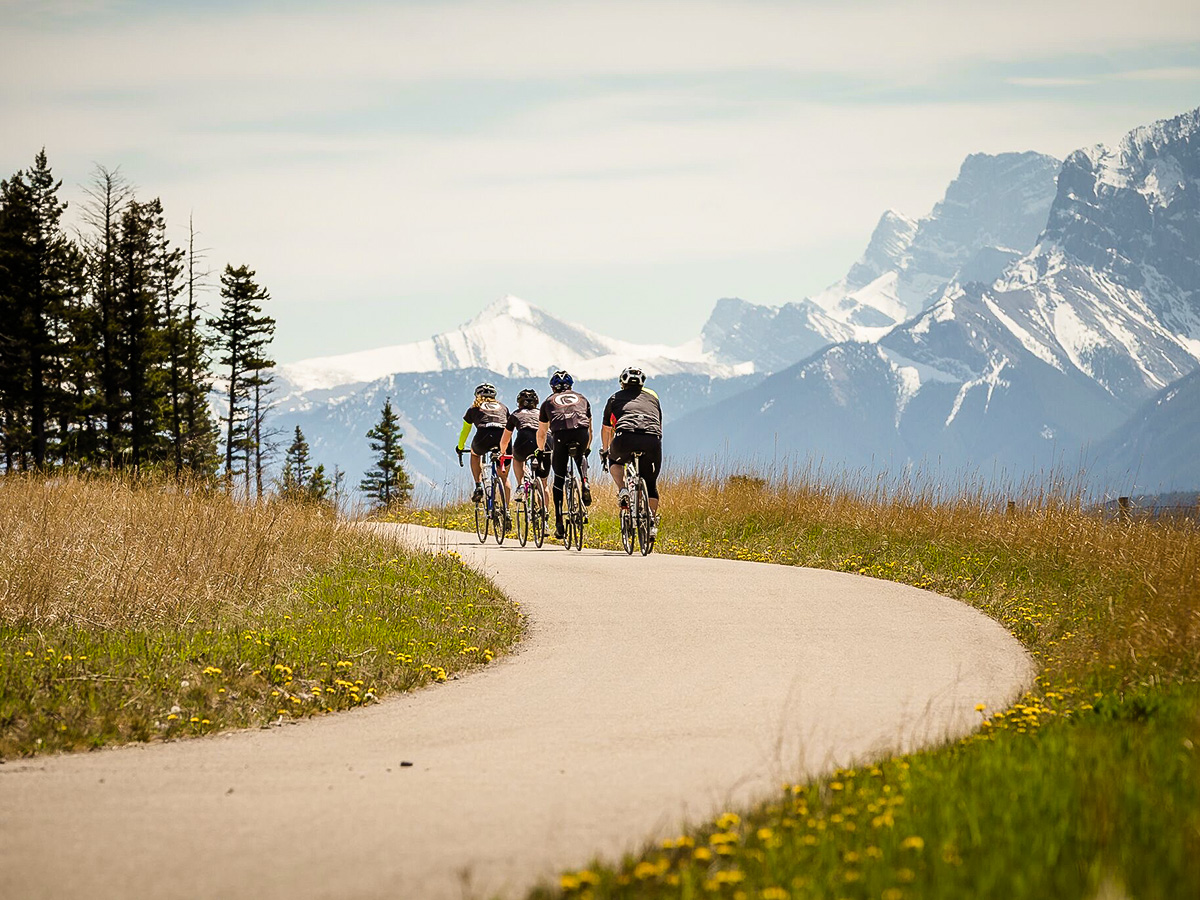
[0,524,1034,900]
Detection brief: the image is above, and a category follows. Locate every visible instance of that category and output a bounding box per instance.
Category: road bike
[559,441,587,551]
[617,451,656,556]
[459,448,511,545]
[515,451,549,549]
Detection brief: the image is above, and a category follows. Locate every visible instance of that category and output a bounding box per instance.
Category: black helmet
[549,370,574,393]
[619,366,646,388]
[517,388,539,409]
[474,382,497,399]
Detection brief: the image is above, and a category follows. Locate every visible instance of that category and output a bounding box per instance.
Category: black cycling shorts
[550,425,590,482]
[470,425,504,457]
[512,430,550,478]
[608,431,662,499]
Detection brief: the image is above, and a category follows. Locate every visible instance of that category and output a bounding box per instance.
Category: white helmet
[619,366,646,388]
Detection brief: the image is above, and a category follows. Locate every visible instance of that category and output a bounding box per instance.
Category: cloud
[1007,77,1097,87]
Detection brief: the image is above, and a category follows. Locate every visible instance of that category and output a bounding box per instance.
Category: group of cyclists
[455,367,663,543]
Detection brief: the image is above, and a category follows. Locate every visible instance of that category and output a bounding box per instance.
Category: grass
[0,475,523,758]
[394,467,1200,899]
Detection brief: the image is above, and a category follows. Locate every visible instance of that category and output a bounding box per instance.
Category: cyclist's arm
[601,423,614,453]
[499,427,513,454]
[456,421,472,452]
[536,421,549,452]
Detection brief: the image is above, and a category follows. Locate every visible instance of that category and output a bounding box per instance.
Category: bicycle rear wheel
[474,496,488,542]
[563,477,577,550]
[636,478,653,556]
[516,484,529,546]
[571,474,585,550]
[492,481,507,546]
[620,501,635,555]
[530,485,546,548]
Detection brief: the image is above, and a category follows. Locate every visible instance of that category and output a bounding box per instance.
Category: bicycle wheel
[570,473,584,551]
[563,477,577,550]
[474,493,488,543]
[492,480,507,546]
[516,483,529,547]
[530,485,546,548]
[620,499,635,554]
[636,478,653,556]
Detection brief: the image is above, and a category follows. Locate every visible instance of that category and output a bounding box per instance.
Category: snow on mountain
[675,108,1200,485]
[703,151,1062,372]
[279,294,751,393]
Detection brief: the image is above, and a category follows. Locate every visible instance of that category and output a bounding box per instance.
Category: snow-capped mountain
[279,294,751,393]
[702,151,1062,371]
[674,108,1200,485]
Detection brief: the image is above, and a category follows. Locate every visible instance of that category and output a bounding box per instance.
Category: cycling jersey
[464,399,509,429]
[506,407,540,433]
[602,387,662,436]
[539,390,592,432]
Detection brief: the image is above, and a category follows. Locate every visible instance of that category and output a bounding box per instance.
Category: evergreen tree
[209,264,274,493]
[279,425,312,498]
[80,165,132,467]
[360,397,413,508]
[0,151,83,469]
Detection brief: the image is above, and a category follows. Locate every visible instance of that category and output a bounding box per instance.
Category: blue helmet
[549,370,573,393]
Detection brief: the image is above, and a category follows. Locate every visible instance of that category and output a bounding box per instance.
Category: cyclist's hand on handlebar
[455,447,465,467]
[599,449,608,467]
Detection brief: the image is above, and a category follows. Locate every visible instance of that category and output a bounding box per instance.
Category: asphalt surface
[0,524,1034,899]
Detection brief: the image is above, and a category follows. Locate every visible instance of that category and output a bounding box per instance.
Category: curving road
[0,524,1033,899]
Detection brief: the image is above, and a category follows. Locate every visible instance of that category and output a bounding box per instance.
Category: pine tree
[279,425,312,499]
[80,165,132,467]
[209,264,274,493]
[0,150,83,469]
[360,397,413,508]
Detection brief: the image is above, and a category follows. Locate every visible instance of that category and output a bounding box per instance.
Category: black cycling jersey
[506,408,540,433]
[463,399,509,428]
[539,390,591,432]
[602,387,662,436]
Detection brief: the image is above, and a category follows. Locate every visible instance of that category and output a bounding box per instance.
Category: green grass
[0,547,522,758]
[394,471,1200,900]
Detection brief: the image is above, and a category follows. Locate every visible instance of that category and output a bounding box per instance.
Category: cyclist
[536,369,593,540]
[499,388,550,513]
[456,382,512,527]
[599,366,662,538]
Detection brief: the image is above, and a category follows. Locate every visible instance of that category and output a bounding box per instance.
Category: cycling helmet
[549,370,574,393]
[474,382,497,399]
[619,366,646,388]
[517,388,539,409]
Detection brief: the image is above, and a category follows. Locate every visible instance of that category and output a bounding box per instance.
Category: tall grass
[0,474,523,756]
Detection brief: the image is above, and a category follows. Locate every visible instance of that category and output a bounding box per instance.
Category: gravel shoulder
[0,524,1034,900]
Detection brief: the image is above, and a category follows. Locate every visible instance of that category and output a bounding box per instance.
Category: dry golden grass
[1,473,524,756]
[1,474,359,628]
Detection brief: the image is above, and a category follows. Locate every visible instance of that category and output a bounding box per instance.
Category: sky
[3,0,1200,364]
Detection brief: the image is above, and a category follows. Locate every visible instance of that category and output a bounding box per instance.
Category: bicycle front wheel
[636,478,653,556]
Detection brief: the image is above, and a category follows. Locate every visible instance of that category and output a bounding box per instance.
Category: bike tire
[620,501,635,554]
[563,477,577,550]
[572,473,585,551]
[493,481,507,546]
[636,478,653,556]
[530,486,546,548]
[516,486,529,547]
[474,495,488,543]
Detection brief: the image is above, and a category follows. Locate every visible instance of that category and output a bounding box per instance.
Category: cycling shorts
[608,431,662,500]
[470,425,505,457]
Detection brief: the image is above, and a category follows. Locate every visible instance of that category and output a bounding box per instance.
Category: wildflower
[694,847,713,861]
[901,836,925,851]
[974,703,987,712]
